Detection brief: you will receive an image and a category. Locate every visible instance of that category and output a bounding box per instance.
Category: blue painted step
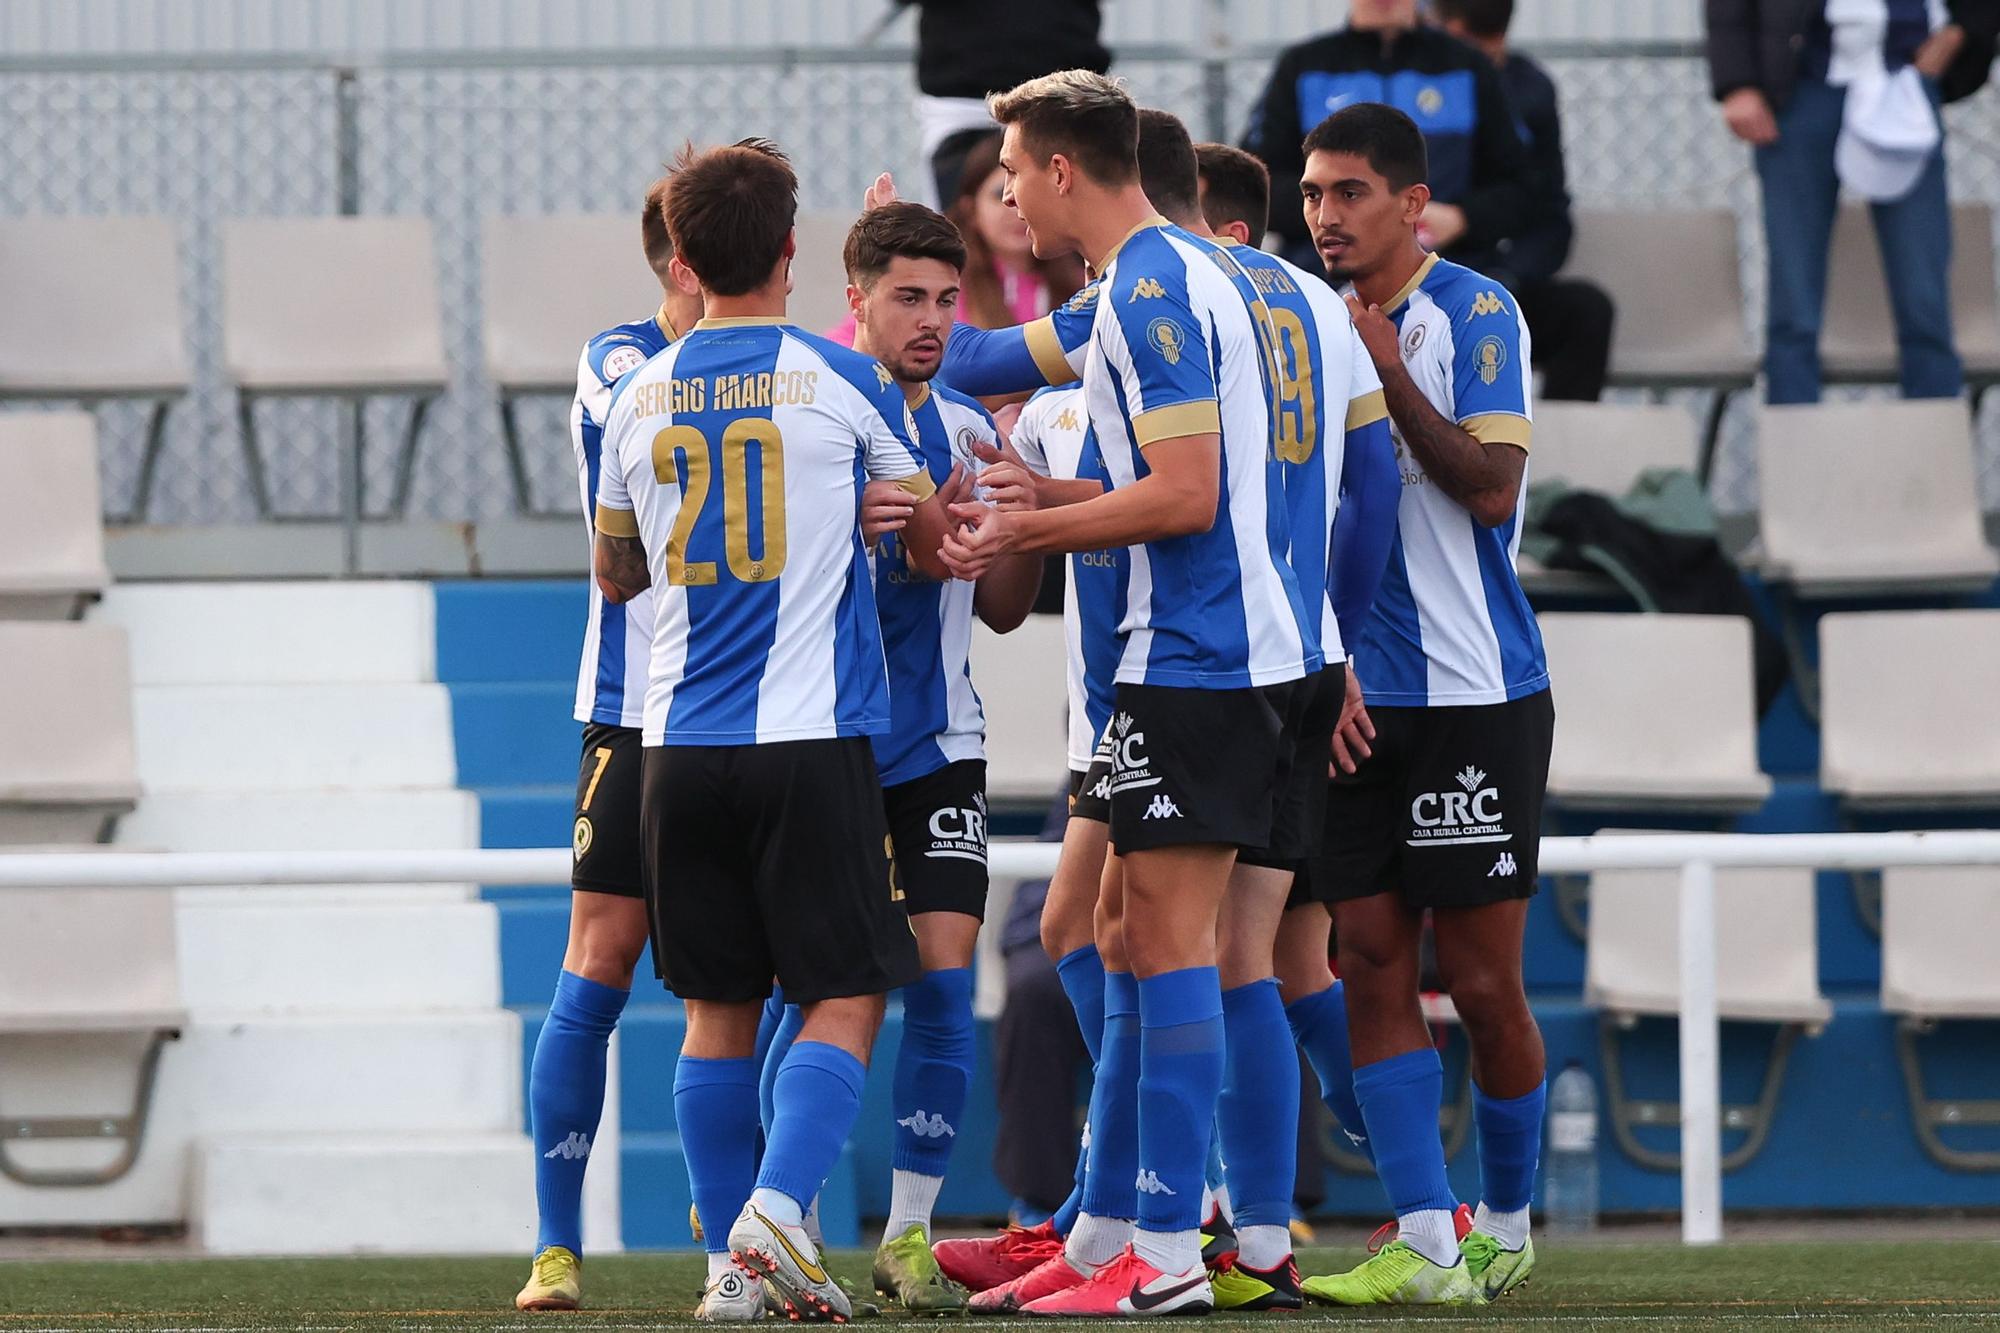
[476,787,575,850]
[435,580,586,684]
[452,682,579,788]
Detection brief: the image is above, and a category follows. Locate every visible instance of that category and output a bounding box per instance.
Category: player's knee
[1446,967,1529,1032]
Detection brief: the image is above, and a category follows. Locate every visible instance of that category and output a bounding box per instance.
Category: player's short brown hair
[641,175,674,278]
[1194,142,1272,237]
[661,138,798,297]
[1134,109,1200,222]
[987,69,1139,187]
[843,202,968,290]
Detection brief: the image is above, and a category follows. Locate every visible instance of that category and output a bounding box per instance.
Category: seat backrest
[1538,612,1764,793]
[789,210,860,339]
[0,411,109,600]
[1564,209,1756,382]
[0,887,181,1029]
[1823,203,2000,369]
[481,214,664,390]
[1529,401,1698,496]
[1880,865,2000,1017]
[0,622,137,799]
[0,216,189,397]
[1820,610,2000,800]
[222,217,448,392]
[970,614,1069,805]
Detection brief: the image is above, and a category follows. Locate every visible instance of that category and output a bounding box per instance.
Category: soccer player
[1290,105,1552,1307]
[940,71,1318,1319]
[515,175,705,1315]
[592,138,950,1324]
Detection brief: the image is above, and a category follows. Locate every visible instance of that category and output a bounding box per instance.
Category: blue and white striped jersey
[1360,254,1548,707]
[1043,219,1319,690]
[595,317,935,746]
[571,309,676,727]
[869,381,993,787]
[1009,384,1128,772]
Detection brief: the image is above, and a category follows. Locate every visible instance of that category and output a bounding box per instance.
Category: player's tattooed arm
[594,531,651,604]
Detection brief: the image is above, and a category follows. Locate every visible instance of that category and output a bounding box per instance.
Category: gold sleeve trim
[1345,389,1388,431]
[1461,412,1532,450]
[890,470,938,501]
[1133,401,1222,448]
[1023,317,1082,387]
[594,504,639,537]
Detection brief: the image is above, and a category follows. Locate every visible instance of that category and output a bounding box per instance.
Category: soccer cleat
[1198,1203,1237,1267]
[692,1204,706,1243]
[1300,1239,1480,1307]
[872,1224,969,1314]
[933,1219,1063,1293]
[1020,1244,1213,1318]
[1207,1253,1302,1312]
[967,1251,1092,1313]
[696,1266,766,1322]
[728,1203,852,1323]
[1288,1215,1318,1247]
[1367,1203,1475,1255]
[835,1277,883,1321]
[514,1245,582,1311]
[1461,1231,1535,1301]
[1456,1203,1475,1241]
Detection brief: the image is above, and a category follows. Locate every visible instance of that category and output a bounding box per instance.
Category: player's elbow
[596,572,635,605]
[1158,473,1220,537]
[1468,484,1521,528]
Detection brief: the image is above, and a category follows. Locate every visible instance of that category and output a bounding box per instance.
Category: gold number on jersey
[1267,306,1318,465]
[649,421,789,586]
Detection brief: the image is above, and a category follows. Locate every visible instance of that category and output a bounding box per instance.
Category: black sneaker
[1199,1204,1238,1267]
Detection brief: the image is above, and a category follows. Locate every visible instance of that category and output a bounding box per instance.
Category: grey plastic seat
[1821,610,2000,808]
[790,211,860,338]
[481,215,665,513]
[1755,400,1996,596]
[0,622,140,844]
[0,412,111,619]
[0,216,189,520]
[1822,203,2000,400]
[1538,612,1772,813]
[1529,401,1699,496]
[222,217,449,518]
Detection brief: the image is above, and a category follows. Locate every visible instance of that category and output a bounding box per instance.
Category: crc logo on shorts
[572,816,594,862]
[1406,763,1509,848]
[1105,712,1162,793]
[926,790,988,864]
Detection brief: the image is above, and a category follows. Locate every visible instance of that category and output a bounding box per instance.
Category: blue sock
[753,987,787,1068]
[1056,945,1107,1065]
[1217,979,1299,1229]
[1078,970,1141,1221]
[1135,967,1225,1236]
[758,1002,804,1137]
[529,970,628,1255]
[1050,1147,1086,1236]
[1205,1131,1225,1194]
[1473,1081,1547,1213]
[892,967,975,1176]
[673,1056,760,1254]
[1354,1047,1457,1217]
[757,1040,868,1210]
[1285,982,1373,1163]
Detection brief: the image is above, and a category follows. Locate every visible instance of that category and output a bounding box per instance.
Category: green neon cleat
[872,1224,969,1314]
[1461,1230,1536,1301]
[1300,1239,1481,1306]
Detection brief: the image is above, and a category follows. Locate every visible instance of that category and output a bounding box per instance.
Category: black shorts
[1105,678,1301,854]
[1299,689,1555,911]
[641,737,922,1005]
[1067,737,1114,826]
[884,759,990,919]
[1241,664,1344,872]
[573,723,644,898]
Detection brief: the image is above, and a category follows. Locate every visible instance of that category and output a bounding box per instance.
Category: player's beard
[888,342,943,386]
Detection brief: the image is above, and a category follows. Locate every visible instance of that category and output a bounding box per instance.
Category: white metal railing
[6,829,2000,1244]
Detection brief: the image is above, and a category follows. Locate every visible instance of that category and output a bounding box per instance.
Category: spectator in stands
[899,0,1110,209]
[1432,0,1616,401]
[1707,1,1998,404]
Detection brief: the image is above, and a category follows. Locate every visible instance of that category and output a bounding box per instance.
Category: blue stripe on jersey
[1237,250,1332,619]
[1073,425,1127,745]
[584,433,628,720]
[1473,509,1549,701]
[834,450,890,739]
[1363,534,1429,701]
[870,390,960,785]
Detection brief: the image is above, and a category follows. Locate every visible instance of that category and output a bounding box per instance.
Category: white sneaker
[728,1203,852,1323]
[695,1266,766,1322]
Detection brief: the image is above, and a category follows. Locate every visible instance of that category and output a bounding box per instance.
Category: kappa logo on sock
[897,1110,957,1139]
[543,1131,591,1161]
[1343,1127,1369,1148]
[1134,1168,1178,1196]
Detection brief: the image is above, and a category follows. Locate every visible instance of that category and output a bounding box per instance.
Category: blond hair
[987,69,1139,186]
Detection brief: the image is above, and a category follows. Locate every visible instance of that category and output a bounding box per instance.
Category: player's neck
[1351,237,1433,311]
[701,279,788,324]
[1074,184,1165,270]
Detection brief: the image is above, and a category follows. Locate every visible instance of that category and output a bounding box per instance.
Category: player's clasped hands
[968,438,1039,513]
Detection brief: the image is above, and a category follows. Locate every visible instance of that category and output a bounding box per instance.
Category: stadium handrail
[6,828,1994,1246]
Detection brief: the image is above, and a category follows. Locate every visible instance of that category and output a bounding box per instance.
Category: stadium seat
[0,622,139,844]
[1528,400,1699,497]
[1820,610,2000,807]
[480,214,662,513]
[1754,400,1997,596]
[1585,856,1829,1171]
[0,887,184,1186]
[1822,203,2000,402]
[790,210,860,338]
[221,217,449,518]
[970,613,1069,809]
[0,412,111,620]
[1879,865,2000,1170]
[1538,612,1772,813]
[0,216,189,521]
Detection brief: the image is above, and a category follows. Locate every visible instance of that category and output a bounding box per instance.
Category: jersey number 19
[651,421,789,586]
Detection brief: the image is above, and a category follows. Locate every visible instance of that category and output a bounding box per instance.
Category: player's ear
[667,254,701,299]
[1404,181,1432,224]
[1222,220,1254,246]
[1048,151,1071,197]
[846,281,866,321]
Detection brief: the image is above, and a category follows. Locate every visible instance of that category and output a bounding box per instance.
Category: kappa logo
[543,1131,591,1161]
[1489,852,1519,878]
[898,1110,957,1139]
[1142,793,1182,820]
[874,362,894,390]
[1409,761,1508,848]
[1134,1169,1177,1196]
[1128,277,1167,302]
[1054,407,1082,433]
[1468,291,1507,320]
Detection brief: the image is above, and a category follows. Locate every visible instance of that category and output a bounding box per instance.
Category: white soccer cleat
[728,1202,852,1323]
[695,1265,767,1322]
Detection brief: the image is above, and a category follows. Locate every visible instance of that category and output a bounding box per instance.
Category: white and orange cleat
[933,1219,1064,1293]
[1020,1244,1213,1318]
[967,1250,1094,1314]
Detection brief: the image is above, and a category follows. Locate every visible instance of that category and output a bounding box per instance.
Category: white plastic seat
[1822,203,2000,389]
[1820,610,2000,807]
[1528,401,1698,496]
[1754,400,1997,595]
[0,412,111,619]
[970,614,1069,808]
[1565,209,1759,389]
[1538,612,1772,812]
[790,210,859,338]
[0,622,139,844]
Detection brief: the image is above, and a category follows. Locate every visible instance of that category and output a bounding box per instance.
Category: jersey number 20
[650,421,788,586]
